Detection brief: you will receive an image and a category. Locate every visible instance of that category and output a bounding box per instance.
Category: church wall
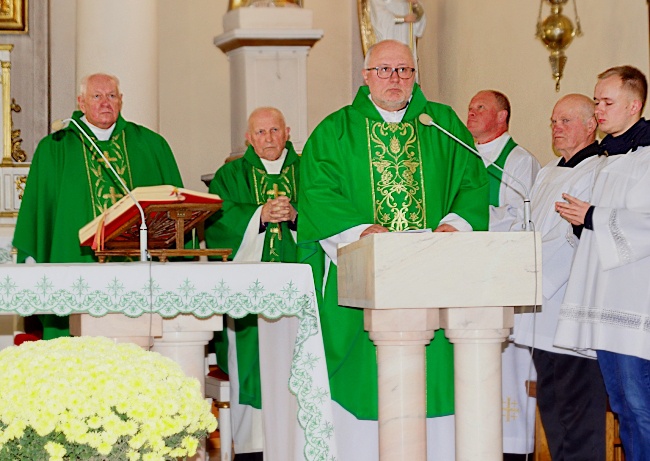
[419,0,650,166]
[49,1,650,189]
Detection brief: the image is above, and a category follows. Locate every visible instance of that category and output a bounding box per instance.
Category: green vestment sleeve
[298,85,489,420]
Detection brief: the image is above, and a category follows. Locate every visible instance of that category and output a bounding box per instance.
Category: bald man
[467,90,541,458]
[205,107,299,461]
[299,39,488,460]
[514,94,607,461]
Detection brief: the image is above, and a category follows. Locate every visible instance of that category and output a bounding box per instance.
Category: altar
[0,261,337,461]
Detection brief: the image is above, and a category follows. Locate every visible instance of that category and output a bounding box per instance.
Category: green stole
[368,119,426,230]
[487,137,517,207]
[40,126,135,338]
[232,154,298,409]
[81,129,135,217]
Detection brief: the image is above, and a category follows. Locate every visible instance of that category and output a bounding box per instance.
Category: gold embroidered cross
[266,184,286,199]
[266,184,285,240]
[96,151,117,163]
[102,186,123,205]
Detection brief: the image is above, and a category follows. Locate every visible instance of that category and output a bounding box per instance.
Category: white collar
[260,148,288,174]
[81,115,116,141]
[475,132,511,164]
[368,94,411,123]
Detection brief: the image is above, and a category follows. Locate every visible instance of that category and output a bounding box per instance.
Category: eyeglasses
[365,66,416,80]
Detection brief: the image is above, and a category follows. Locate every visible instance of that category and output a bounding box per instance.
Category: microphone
[418,113,532,231]
[53,118,149,261]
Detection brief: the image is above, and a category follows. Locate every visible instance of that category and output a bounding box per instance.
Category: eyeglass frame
[364,66,416,80]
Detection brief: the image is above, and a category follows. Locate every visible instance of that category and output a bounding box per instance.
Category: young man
[555,66,650,461]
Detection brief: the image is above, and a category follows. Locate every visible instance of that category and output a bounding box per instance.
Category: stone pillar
[76,0,159,130]
[364,308,439,461]
[441,306,514,461]
[213,7,323,157]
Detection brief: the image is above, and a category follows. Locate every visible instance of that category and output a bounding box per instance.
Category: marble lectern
[337,231,541,461]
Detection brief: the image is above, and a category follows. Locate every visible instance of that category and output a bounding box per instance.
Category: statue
[358,0,425,56]
[228,0,302,10]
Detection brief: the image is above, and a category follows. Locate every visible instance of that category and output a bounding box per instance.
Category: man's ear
[629,99,643,117]
[497,109,508,124]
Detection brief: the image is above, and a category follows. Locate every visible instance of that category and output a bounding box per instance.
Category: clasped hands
[555,193,590,225]
[261,196,297,224]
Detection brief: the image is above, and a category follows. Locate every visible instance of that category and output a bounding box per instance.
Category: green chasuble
[204,142,299,409]
[13,110,183,339]
[298,84,489,420]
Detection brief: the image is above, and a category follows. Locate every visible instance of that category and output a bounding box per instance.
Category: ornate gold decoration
[368,121,425,231]
[536,0,583,92]
[358,0,375,56]
[14,173,25,199]
[10,98,25,162]
[0,0,26,33]
[228,0,302,10]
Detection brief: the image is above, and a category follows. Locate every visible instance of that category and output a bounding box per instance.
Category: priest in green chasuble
[298,40,489,460]
[13,73,183,339]
[204,107,298,460]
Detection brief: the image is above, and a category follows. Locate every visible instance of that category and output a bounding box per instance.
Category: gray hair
[78,73,121,97]
[364,40,415,69]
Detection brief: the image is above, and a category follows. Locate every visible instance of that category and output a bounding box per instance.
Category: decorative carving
[0,0,27,33]
[10,98,25,162]
[14,174,25,199]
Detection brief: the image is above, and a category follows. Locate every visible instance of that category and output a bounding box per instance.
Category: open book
[78,185,222,249]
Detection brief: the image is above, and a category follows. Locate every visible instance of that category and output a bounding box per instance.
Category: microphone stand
[59,118,149,261]
[419,114,532,231]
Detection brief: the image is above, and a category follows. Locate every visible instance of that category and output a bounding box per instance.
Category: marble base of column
[441,306,513,461]
[365,308,439,461]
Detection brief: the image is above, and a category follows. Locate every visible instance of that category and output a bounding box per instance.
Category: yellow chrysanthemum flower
[0,336,217,460]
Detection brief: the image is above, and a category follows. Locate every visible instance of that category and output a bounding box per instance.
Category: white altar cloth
[0,261,336,461]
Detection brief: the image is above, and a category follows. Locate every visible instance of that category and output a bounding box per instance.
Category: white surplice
[515,155,603,357]
[555,146,650,360]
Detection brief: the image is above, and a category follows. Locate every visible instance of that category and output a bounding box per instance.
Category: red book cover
[79,185,222,249]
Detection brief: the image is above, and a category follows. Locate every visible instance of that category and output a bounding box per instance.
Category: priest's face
[246,108,290,161]
[551,95,596,160]
[363,40,416,112]
[466,91,506,144]
[594,75,642,137]
[78,74,123,129]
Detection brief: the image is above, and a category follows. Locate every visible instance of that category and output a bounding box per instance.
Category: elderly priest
[298,39,488,460]
[13,72,183,339]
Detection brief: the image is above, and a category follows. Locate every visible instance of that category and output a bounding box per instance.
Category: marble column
[441,306,513,461]
[76,0,159,130]
[365,308,439,461]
